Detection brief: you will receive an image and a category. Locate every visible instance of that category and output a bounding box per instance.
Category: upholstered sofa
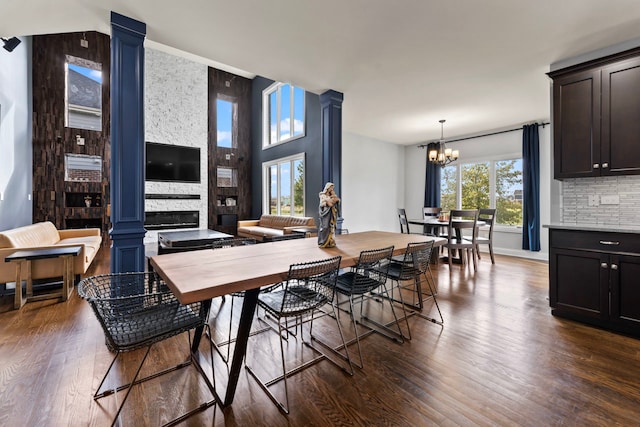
[0,221,102,284]
[237,214,316,242]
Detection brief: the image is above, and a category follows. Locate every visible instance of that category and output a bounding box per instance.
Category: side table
[4,245,82,309]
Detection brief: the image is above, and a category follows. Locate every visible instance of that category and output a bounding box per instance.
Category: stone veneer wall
[561,175,640,225]
[144,48,208,245]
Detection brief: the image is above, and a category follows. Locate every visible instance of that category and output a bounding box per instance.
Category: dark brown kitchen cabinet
[550,49,640,179]
[549,228,640,337]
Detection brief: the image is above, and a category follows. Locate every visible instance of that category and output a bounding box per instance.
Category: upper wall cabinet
[550,50,640,179]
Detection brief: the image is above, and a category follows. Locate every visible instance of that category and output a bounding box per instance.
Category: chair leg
[489,243,495,264]
[415,271,444,325]
[476,244,481,260]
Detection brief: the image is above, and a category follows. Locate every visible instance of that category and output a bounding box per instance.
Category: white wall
[143,48,208,244]
[0,37,32,231]
[341,132,405,233]
[403,125,551,261]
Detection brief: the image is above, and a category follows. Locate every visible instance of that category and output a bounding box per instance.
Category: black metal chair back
[336,246,394,296]
[77,272,215,425]
[259,256,342,318]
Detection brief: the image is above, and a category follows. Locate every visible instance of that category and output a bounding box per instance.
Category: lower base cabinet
[549,229,640,337]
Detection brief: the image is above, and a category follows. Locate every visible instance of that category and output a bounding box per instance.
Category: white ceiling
[4,0,640,145]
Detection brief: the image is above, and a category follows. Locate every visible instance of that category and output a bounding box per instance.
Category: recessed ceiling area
[4,0,640,144]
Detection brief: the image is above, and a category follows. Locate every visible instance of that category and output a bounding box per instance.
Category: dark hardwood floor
[1,246,640,426]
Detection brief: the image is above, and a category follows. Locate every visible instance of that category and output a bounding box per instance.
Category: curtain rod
[417,122,549,148]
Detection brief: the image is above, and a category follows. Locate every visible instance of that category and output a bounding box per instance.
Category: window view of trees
[266,156,305,216]
[441,166,457,212]
[439,159,522,226]
[496,160,522,226]
[461,162,490,209]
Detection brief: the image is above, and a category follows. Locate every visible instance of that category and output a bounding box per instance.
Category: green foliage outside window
[461,163,490,209]
[439,160,522,226]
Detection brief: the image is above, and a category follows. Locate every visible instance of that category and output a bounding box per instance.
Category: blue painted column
[109,12,147,273]
[320,90,344,230]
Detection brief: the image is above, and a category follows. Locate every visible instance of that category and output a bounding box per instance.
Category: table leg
[61,255,72,302]
[14,261,24,310]
[223,287,259,406]
[25,261,33,297]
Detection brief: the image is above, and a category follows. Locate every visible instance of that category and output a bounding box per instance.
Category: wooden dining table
[149,230,444,406]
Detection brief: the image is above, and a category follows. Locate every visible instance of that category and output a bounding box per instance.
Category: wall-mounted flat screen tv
[146,142,201,183]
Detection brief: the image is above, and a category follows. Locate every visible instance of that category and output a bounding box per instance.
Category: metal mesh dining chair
[333,246,401,368]
[209,238,256,363]
[245,255,351,414]
[78,272,216,427]
[386,241,443,339]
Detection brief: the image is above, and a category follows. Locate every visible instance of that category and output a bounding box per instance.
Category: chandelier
[428,119,459,166]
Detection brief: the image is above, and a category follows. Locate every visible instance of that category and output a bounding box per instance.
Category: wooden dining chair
[471,208,496,264]
[397,208,421,235]
[444,209,479,270]
[422,207,442,236]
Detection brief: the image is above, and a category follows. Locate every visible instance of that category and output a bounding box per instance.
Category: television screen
[146,142,201,183]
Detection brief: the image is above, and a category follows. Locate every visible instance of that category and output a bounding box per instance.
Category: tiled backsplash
[561,175,640,225]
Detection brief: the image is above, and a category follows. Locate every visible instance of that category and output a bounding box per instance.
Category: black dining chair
[208,238,257,363]
[245,255,352,414]
[333,246,401,368]
[78,272,216,426]
[385,240,443,339]
[397,208,421,235]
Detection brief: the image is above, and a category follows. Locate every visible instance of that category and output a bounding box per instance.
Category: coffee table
[5,245,82,309]
[157,229,233,254]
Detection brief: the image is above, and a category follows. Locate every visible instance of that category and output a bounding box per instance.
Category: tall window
[216,97,235,148]
[65,55,102,131]
[440,159,523,226]
[263,83,305,147]
[264,154,305,216]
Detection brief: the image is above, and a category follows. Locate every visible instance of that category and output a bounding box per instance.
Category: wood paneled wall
[208,68,252,233]
[32,32,111,237]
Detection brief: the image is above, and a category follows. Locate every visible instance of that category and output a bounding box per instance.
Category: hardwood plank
[2,248,640,426]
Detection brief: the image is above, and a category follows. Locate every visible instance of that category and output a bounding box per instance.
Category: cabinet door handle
[610,264,618,270]
[602,162,609,168]
[599,240,620,246]
[593,163,600,169]
[601,262,608,269]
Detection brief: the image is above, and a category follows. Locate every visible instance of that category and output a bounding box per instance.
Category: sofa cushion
[0,221,60,248]
[237,226,284,238]
[258,215,315,229]
[58,236,102,263]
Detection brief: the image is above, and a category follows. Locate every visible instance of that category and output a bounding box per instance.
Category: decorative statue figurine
[318,182,340,248]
